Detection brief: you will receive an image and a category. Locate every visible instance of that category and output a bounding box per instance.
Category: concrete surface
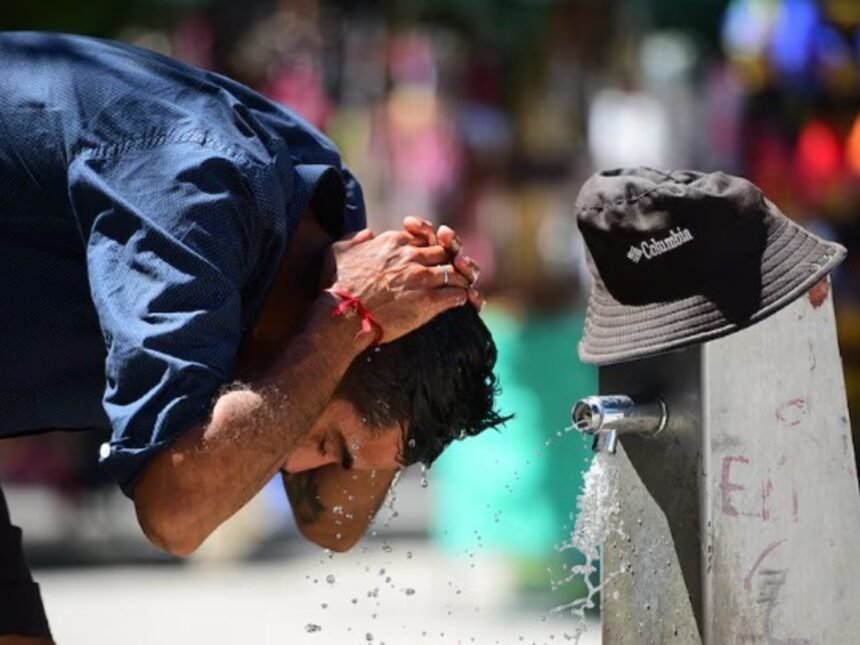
[35,539,600,645]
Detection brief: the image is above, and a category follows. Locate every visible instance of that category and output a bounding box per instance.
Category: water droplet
[404,588,416,595]
[305,624,322,633]
[366,633,374,641]
[326,574,336,584]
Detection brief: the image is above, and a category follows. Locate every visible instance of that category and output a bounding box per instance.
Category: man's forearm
[134,296,371,555]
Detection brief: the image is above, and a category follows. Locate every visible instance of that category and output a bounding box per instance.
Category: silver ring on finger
[442,266,449,287]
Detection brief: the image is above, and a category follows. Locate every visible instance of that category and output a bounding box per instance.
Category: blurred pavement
[37,539,600,645]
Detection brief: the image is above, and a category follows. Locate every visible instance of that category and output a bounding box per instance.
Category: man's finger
[403,231,432,248]
[389,230,419,247]
[426,286,469,316]
[424,264,472,289]
[335,228,374,250]
[403,216,437,246]
[437,225,461,256]
[410,246,449,266]
[453,254,480,285]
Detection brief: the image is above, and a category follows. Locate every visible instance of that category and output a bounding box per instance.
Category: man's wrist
[307,291,376,358]
[254,291,373,400]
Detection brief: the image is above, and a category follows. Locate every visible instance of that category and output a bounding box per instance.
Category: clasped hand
[327,216,484,343]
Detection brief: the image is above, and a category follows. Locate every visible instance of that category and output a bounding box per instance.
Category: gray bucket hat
[576,167,846,365]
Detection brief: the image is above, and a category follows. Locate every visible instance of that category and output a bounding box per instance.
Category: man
[0,33,508,643]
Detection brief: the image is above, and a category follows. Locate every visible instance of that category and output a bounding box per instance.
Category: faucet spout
[572,395,668,453]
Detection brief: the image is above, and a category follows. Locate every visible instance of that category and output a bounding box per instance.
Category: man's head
[284,305,510,473]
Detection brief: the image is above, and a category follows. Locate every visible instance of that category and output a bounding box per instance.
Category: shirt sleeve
[68,136,275,497]
[341,164,367,233]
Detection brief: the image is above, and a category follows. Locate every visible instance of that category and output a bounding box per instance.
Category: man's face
[283,399,404,474]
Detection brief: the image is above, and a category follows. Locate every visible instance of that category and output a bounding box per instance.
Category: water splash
[552,452,625,642]
[373,470,403,530]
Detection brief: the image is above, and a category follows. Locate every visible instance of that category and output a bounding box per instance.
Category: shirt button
[99,442,112,459]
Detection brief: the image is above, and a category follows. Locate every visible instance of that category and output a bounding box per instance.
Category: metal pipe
[571,394,668,453]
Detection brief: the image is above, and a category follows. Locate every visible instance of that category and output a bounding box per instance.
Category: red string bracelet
[328,289,384,346]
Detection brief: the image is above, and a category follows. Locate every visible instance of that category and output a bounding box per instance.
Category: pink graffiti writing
[776,399,807,427]
[720,455,750,518]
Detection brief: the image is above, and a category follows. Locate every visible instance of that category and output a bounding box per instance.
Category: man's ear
[283,439,341,474]
[282,414,346,474]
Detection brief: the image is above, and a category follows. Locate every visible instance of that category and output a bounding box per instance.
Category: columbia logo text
[627,227,694,263]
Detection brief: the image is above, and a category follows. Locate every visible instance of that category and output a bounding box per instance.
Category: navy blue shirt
[0,33,366,496]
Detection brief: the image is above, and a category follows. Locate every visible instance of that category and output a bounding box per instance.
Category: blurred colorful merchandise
[263,57,332,129]
[722,0,860,456]
[745,131,796,209]
[822,0,860,29]
[722,0,781,87]
[768,0,820,78]
[722,0,860,89]
[845,114,860,176]
[795,119,845,203]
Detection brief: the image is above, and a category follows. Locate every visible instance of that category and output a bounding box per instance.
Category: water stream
[552,451,624,643]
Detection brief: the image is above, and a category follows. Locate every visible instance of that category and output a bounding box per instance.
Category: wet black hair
[334,305,511,467]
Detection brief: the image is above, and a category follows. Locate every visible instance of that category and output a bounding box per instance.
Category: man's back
[0,33,365,490]
[1,32,274,221]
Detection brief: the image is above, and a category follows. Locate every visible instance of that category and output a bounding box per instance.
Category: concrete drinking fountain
[570,280,860,644]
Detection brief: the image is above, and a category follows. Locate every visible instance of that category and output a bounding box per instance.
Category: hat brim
[578,217,846,366]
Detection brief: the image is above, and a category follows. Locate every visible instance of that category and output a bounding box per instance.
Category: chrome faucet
[572,395,668,453]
